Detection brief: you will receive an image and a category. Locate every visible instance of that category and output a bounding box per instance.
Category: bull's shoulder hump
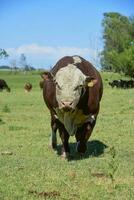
[51,56,74,75]
[51,55,101,79]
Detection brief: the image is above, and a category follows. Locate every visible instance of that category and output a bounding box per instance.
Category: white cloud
[6,44,100,68]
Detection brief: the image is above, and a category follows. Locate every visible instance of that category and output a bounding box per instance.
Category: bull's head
[55,64,97,111]
[41,65,97,111]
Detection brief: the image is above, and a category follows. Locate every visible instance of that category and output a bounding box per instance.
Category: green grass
[0,71,134,200]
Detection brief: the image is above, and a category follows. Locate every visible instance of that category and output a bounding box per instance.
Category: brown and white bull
[41,56,103,158]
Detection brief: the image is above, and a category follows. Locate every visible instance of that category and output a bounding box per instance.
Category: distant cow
[41,55,103,158]
[109,80,119,88]
[24,83,32,92]
[0,79,11,92]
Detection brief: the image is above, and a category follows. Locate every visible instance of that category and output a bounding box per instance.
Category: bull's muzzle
[60,101,73,111]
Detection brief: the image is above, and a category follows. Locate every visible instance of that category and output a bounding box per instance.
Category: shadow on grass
[56,140,108,160]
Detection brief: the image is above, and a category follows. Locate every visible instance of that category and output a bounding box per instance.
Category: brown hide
[42,77,57,110]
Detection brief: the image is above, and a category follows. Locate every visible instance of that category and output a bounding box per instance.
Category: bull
[41,56,103,158]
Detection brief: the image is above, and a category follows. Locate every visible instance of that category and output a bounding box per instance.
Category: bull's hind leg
[76,118,96,154]
[75,125,87,154]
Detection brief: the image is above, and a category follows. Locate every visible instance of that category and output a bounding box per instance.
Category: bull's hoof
[61,152,70,160]
[76,141,87,154]
[49,142,57,150]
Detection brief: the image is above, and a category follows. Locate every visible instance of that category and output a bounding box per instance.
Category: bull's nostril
[61,101,65,106]
[61,101,73,107]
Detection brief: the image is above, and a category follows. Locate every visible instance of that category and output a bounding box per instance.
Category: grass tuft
[2,104,11,113]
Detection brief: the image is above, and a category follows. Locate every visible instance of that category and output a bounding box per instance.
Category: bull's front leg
[58,125,70,159]
[75,117,96,154]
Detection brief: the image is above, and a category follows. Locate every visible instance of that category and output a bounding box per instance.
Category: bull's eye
[74,85,83,91]
[56,82,62,90]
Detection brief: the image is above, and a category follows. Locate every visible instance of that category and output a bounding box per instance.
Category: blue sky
[0,0,133,68]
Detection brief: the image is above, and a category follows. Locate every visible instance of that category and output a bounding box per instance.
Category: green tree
[0,49,9,58]
[101,12,134,78]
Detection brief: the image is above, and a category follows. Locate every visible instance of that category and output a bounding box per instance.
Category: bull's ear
[85,76,97,87]
[41,71,53,80]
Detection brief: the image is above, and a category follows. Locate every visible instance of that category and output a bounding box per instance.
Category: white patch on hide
[55,108,91,136]
[55,64,86,106]
[73,56,82,64]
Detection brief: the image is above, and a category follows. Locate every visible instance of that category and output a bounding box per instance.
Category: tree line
[0,49,35,71]
[100,12,134,78]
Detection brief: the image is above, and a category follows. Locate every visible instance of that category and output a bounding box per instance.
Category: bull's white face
[55,64,87,110]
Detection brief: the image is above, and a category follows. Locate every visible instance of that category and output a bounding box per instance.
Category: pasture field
[0,71,134,200]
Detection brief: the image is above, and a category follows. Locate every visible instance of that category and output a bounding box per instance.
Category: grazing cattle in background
[126,80,134,88]
[41,55,103,158]
[109,79,134,89]
[0,79,11,92]
[24,83,32,92]
[109,80,119,88]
